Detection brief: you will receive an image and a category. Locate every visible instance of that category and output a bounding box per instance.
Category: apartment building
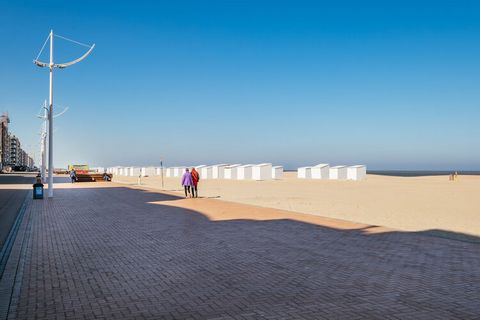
[0,113,9,169]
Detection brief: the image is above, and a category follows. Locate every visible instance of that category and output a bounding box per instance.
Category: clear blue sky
[1,0,479,170]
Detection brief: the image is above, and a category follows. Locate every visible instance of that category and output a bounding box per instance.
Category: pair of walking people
[181,168,200,198]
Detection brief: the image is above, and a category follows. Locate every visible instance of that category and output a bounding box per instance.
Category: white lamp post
[38,100,68,184]
[34,30,94,197]
[40,100,47,183]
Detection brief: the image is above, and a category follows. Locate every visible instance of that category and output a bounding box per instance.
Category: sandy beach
[112,172,480,237]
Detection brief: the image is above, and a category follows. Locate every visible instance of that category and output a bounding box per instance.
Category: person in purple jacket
[181,168,193,198]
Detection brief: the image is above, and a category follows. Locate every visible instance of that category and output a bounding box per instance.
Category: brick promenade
[2,183,480,319]
[0,174,34,247]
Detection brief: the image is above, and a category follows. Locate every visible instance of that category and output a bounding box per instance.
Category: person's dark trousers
[192,185,198,197]
[184,186,190,197]
[71,178,75,184]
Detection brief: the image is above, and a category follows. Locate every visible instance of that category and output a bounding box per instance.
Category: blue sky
[1,0,479,170]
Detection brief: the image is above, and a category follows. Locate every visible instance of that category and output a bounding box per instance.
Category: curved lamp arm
[55,44,95,69]
[53,106,69,118]
[33,60,49,68]
[33,44,95,69]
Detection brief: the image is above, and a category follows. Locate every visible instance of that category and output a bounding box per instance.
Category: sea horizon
[281,169,480,177]
[366,170,480,177]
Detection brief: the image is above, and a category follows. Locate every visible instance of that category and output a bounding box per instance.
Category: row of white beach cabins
[297,164,366,180]
[105,164,283,180]
[103,163,366,181]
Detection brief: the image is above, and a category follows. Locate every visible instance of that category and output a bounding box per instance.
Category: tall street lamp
[33,30,94,197]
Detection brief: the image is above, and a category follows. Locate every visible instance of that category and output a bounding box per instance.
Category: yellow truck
[67,164,111,182]
[68,164,89,174]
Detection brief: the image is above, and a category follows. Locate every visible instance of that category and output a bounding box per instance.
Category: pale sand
[112,172,480,236]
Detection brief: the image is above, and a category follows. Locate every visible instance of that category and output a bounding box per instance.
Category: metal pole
[41,100,47,183]
[47,30,54,197]
[161,160,164,189]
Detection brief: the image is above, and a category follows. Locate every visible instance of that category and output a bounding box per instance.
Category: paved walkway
[2,183,480,319]
[0,174,34,247]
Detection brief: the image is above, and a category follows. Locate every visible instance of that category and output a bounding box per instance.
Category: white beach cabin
[174,167,187,177]
[297,167,312,179]
[194,165,206,178]
[272,166,284,179]
[224,164,242,179]
[329,165,348,180]
[347,165,367,181]
[212,164,228,179]
[311,164,330,179]
[128,167,135,176]
[166,168,173,177]
[195,165,206,171]
[131,167,142,177]
[132,167,141,176]
[172,167,179,177]
[174,167,180,176]
[252,163,272,180]
[200,166,213,179]
[142,167,156,177]
[237,164,253,180]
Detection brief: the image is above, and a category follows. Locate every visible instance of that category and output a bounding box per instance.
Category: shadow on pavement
[0,174,35,248]
[0,173,35,185]
[10,184,480,319]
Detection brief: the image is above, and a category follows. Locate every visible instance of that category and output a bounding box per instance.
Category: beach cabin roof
[331,165,347,169]
[256,163,272,167]
[350,165,366,168]
[314,163,329,168]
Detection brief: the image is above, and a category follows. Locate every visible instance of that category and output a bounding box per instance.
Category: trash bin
[33,182,44,199]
